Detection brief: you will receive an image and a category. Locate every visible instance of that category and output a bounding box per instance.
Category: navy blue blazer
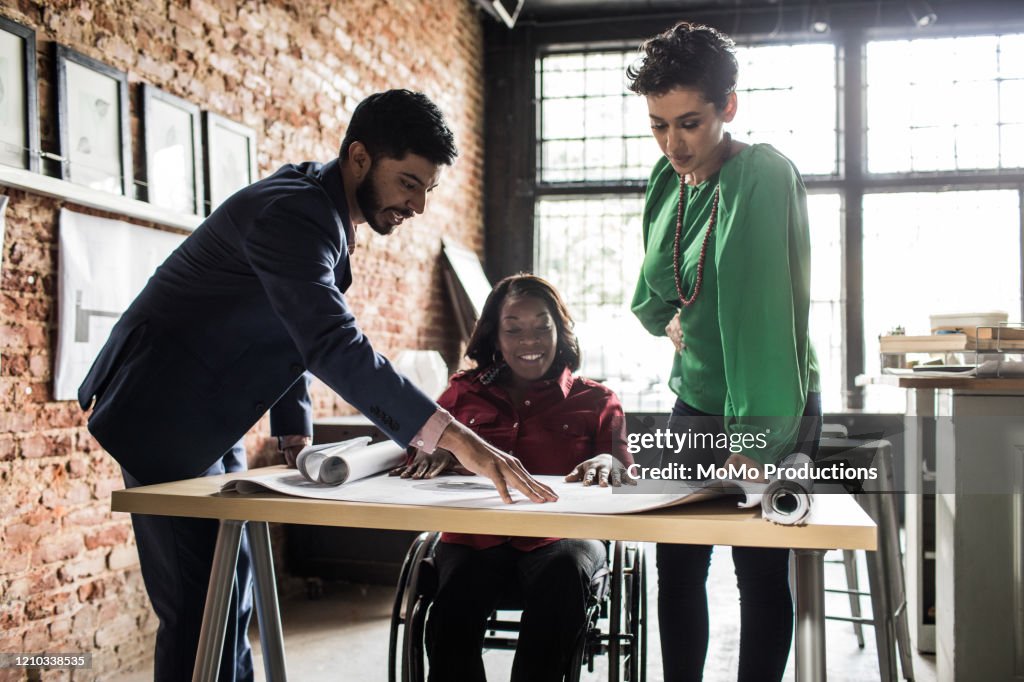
[78,159,437,485]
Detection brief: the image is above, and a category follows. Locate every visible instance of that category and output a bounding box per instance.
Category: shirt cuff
[410,407,454,454]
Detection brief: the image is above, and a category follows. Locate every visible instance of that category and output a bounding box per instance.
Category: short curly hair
[626,21,738,112]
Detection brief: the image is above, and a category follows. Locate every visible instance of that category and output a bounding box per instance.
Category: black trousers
[426,538,606,682]
[123,443,254,682]
[658,394,822,682]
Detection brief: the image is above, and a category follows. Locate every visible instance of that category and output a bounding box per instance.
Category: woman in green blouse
[627,21,821,682]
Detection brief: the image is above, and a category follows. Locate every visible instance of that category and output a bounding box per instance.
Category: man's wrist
[411,408,454,453]
[437,420,473,453]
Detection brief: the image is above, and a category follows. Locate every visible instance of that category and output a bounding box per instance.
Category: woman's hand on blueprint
[389,448,469,479]
[565,454,637,487]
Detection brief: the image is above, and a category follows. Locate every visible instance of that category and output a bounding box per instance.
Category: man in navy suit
[78,90,556,681]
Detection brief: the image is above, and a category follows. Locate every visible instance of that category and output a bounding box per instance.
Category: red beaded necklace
[672,133,731,308]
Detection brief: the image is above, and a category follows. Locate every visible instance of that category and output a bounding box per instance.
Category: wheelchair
[388,532,647,682]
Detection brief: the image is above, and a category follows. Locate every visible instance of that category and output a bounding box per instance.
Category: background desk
[112,467,876,682]
[870,374,1024,681]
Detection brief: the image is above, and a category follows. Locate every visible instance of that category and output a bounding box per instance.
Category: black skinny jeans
[657,393,822,682]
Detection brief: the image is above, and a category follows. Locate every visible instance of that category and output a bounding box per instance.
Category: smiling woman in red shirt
[390,273,633,682]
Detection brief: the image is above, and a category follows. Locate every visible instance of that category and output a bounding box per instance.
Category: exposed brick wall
[0,0,485,677]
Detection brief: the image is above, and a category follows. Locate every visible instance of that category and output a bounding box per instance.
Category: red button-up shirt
[435,367,631,551]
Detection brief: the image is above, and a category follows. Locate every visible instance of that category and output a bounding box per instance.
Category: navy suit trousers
[123,443,254,682]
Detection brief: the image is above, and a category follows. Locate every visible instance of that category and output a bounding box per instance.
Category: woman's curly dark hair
[626,21,738,112]
[466,273,581,375]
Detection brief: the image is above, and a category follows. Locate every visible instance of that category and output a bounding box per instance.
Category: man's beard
[355,166,412,236]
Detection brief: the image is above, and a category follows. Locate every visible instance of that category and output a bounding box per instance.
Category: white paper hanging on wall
[54,208,186,401]
[0,195,8,275]
[0,195,6,375]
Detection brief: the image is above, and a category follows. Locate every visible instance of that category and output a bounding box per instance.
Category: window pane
[866,33,1024,172]
[542,98,584,140]
[808,193,844,413]
[1002,124,1024,166]
[862,190,1022,412]
[1000,34,1024,78]
[734,43,838,176]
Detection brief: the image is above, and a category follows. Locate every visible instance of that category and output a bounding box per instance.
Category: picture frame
[55,45,132,196]
[203,112,257,213]
[0,16,40,172]
[142,83,203,215]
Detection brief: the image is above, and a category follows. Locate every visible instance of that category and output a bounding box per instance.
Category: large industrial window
[860,31,1024,411]
[534,42,842,412]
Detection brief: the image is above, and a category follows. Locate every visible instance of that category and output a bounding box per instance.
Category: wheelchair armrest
[589,565,612,603]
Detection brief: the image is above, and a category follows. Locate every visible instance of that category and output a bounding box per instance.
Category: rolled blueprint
[297,437,406,486]
[761,452,814,526]
[296,436,371,484]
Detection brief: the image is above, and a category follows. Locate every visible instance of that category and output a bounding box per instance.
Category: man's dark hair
[466,273,581,374]
[339,89,457,166]
[626,21,738,111]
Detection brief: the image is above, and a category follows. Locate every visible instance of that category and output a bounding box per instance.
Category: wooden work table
[112,467,876,682]
[111,466,876,551]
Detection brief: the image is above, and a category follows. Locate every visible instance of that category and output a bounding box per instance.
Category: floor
[110,545,935,682]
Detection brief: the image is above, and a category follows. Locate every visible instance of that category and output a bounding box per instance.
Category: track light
[810,0,830,33]
[907,0,937,27]
[474,0,525,29]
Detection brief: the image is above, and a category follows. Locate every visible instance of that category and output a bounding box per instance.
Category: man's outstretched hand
[436,421,558,504]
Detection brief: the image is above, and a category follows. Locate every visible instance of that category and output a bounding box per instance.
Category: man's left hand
[278,435,311,467]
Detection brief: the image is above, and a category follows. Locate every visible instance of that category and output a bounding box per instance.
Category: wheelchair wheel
[607,542,648,682]
[388,532,440,682]
[623,543,647,682]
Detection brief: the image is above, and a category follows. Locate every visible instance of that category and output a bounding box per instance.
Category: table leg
[794,548,827,682]
[193,519,244,682]
[248,521,288,681]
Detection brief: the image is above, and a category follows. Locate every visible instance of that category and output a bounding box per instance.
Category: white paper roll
[761,452,814,526]
[296,437,406,486]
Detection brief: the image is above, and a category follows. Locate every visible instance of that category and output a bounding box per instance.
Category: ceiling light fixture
[907,0,937,27]
[475,0,525,29]
[810,0,830,33]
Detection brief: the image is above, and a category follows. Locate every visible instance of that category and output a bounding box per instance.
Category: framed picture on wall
[0,16,40,172]
[142,84,203,215]
[203,112,257,213]
[55,45,132,196]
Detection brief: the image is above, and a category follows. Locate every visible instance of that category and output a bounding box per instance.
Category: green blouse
[631,144,820,465]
